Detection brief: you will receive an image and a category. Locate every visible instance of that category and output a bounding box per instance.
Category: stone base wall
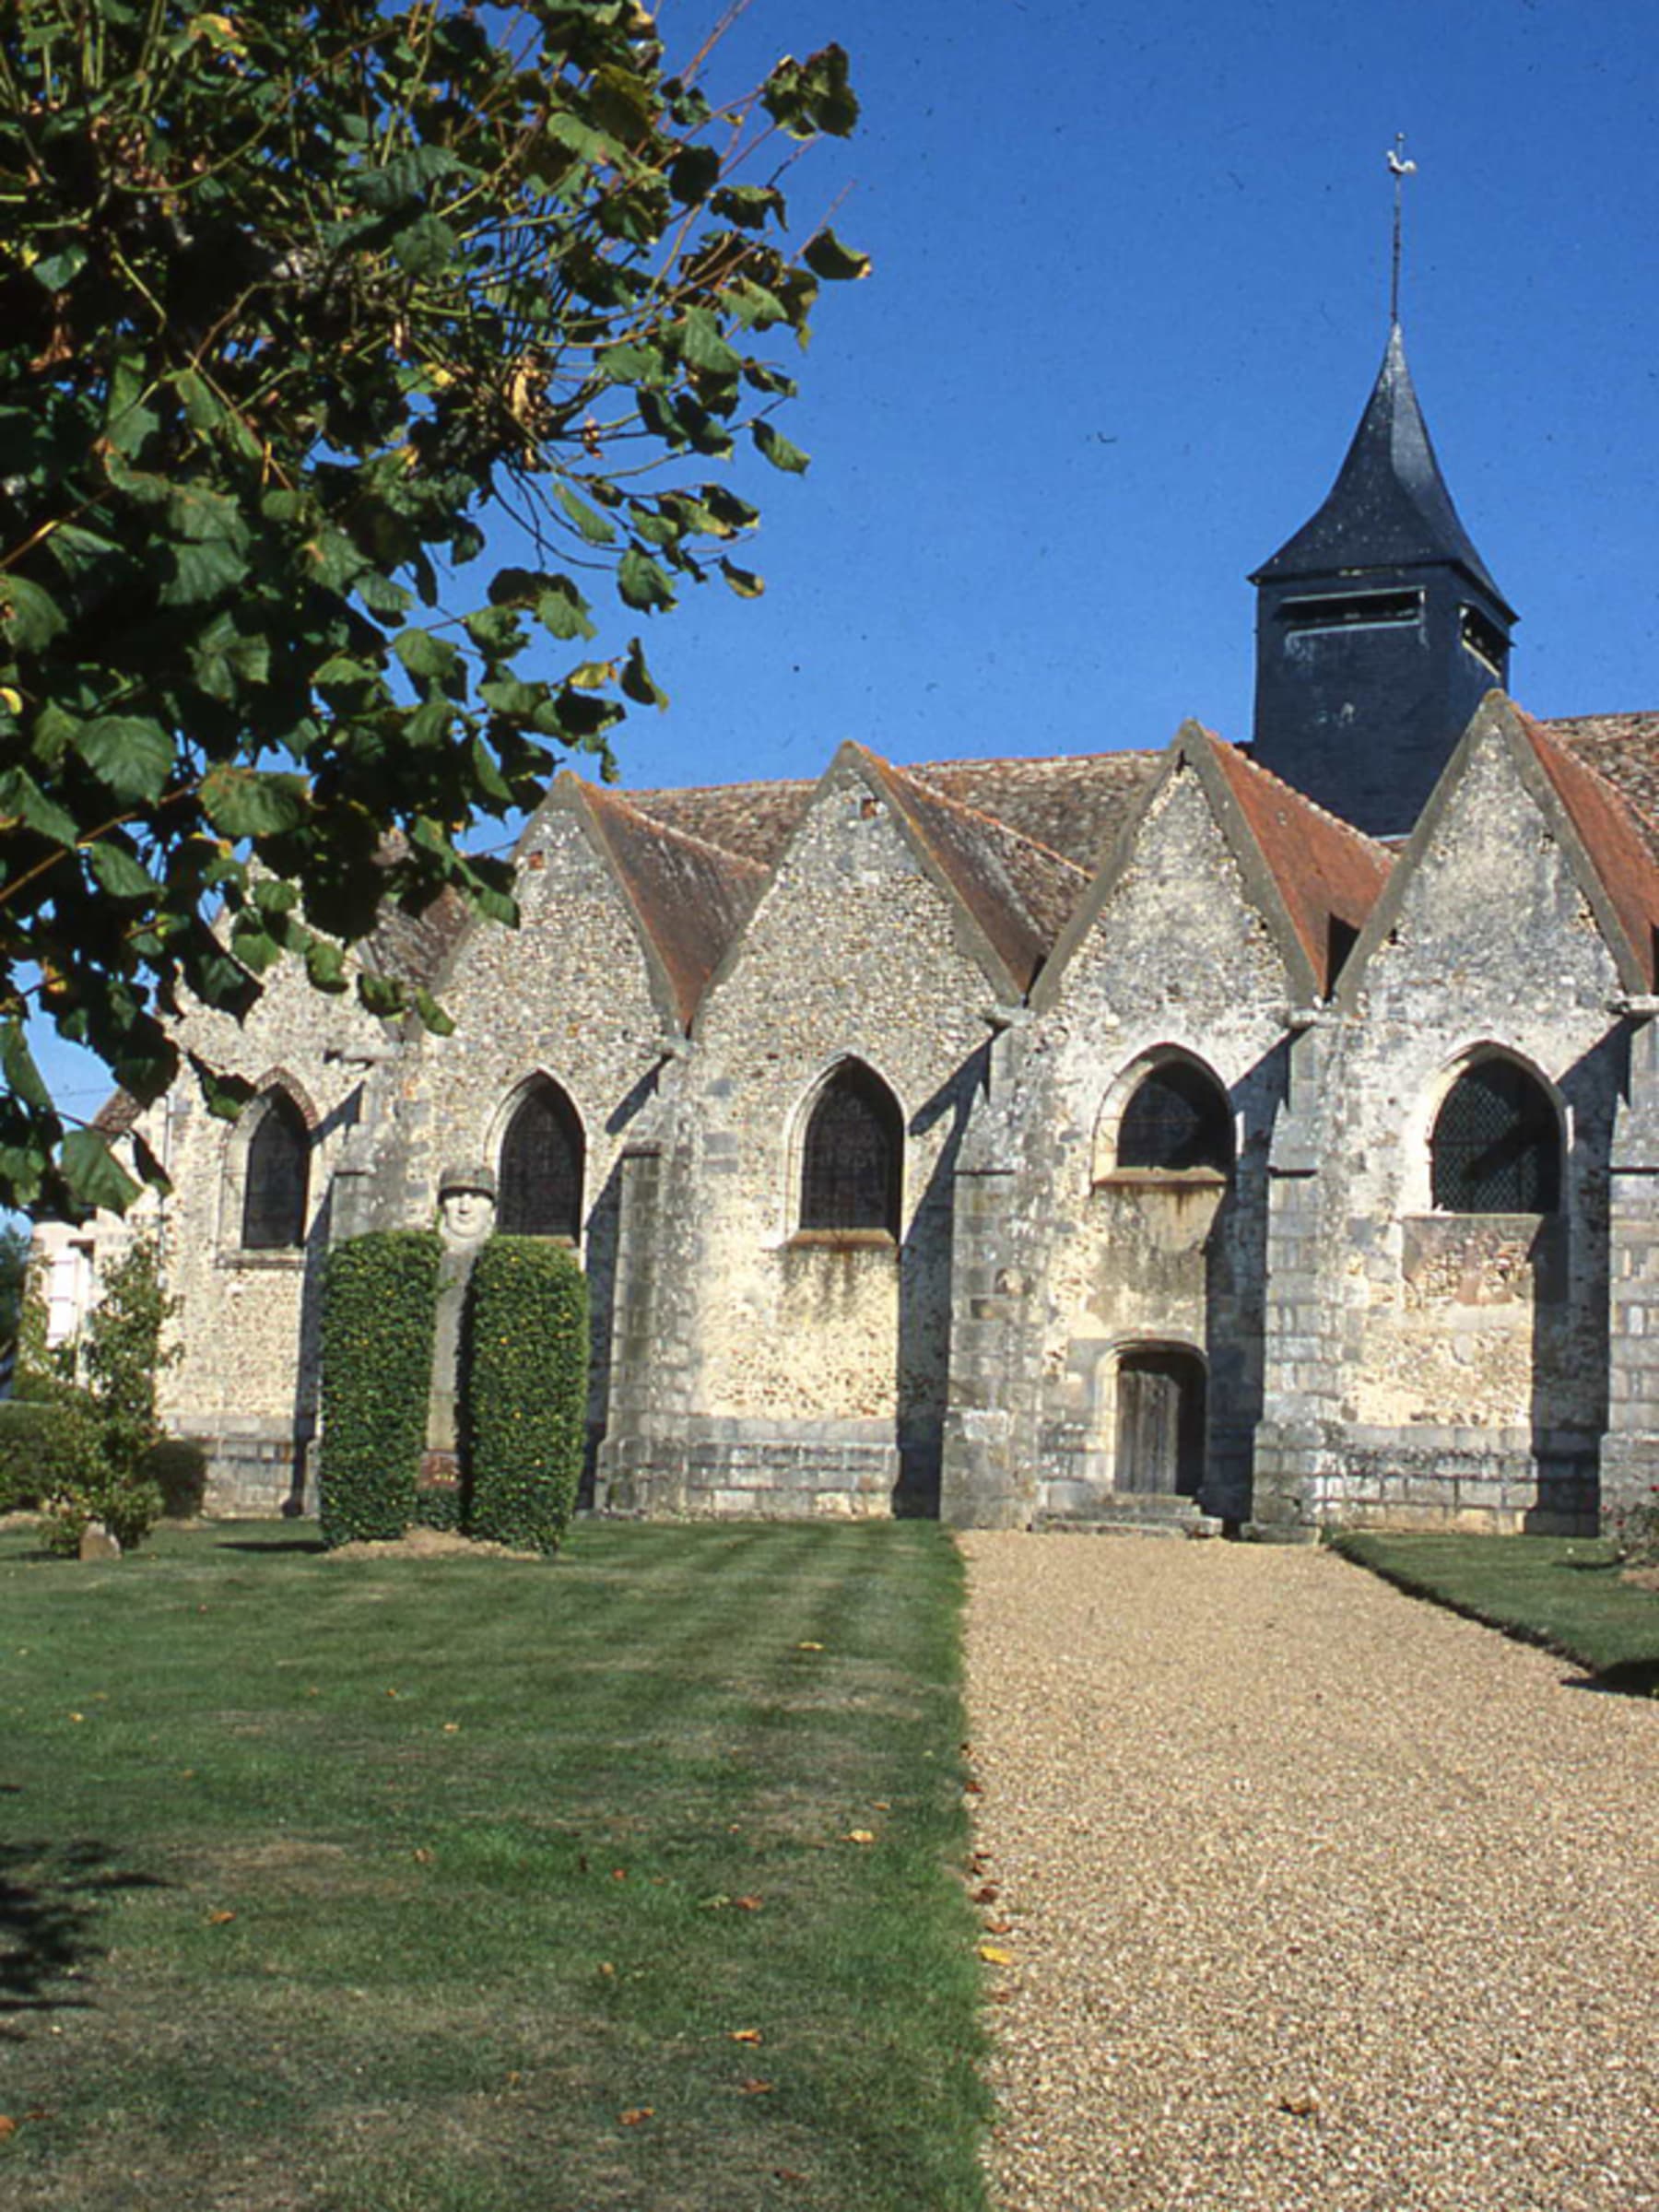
[598,1415,900,1519]
[186,1417,314,1517]
[1252,1417,1598,1538]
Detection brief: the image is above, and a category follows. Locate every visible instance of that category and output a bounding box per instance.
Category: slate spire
[1249,323,1516,837]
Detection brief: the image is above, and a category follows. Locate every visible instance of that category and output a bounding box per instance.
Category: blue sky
[34,0,1659,1128]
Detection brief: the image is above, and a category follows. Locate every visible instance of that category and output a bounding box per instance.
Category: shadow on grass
[0,1843,170,2028]
[211,1536,327,1555]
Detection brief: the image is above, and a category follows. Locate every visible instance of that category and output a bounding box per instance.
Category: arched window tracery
[1430,1057,1560,1214]
[1114,1060,1233,1174]
[241,1090,310,1251]
[799,1062,902,1236]
[498,1077,585,1238]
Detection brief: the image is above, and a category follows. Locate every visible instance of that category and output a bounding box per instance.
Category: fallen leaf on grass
[597,1962,616,1979]
[977,1943,1012,1965]
[618,2107,653,2126]
[844,1830,875,1845]
[733,1894,763,1912]
[963,1778,983,1794]
[206,1911,237,1926]
[730,2028,763,2045]
[982,1916,1013,1936]
[772,2169,808,2183]
[0,2117,17,2140]
[737,2077,773,2095]
[1278,2088,1321,2117]
[441,1722,461,1734]
[611,1867,628,1882]
[971,1882,1000,1904]
[67,1712,84,1724]
[412,1848,434,1865]
[795,1641,823,1652]
[871,1800,890,1811]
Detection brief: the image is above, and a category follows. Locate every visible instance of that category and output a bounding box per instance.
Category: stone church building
[93,324,1659,1538]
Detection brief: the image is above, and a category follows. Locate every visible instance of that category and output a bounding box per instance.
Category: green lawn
[0,1519,991,2211]
[1328,1529,1659,1692]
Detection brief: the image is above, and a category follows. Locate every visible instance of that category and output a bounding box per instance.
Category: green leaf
[710,184,785,230]
[77,717,174,803]
[751,418,810,474]
[393,213,458,276]
[60,1129,140,1215]
[414,988,455,1038]
[200,766,309,837]
[803,227,872,282]
[357,972,405,1018]
[188,1056,256,1122]
[678,308,744,380]
[597,341,667,384]
[394,628,461,681]
[618,548,674,612]
[536,580,596,642]
[159,535,249,608]
[229,919,283,974]
[0,769,79,846]
[620,638,668,711]
[88,841,159,901]
[0,1019,52,1112]
[33,241,88,290]
[556,484,618,547]
[0,574,67,653]
[720,559,765,599]
[305,938,348,993]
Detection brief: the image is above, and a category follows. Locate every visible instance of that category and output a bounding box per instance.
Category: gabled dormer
[1250,324,1517,838]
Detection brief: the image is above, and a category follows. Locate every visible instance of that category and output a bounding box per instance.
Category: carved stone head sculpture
[437,1161,497,1247]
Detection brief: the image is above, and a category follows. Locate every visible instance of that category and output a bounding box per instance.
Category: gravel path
[960,1533,1659,2212]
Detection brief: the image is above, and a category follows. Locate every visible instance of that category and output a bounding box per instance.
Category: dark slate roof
[1251,324,1514,618]
[571,778,768,1030]
[1518,711,1659,994]
[1203,734,1394,994]
[627,747,1161,878]
[859,750,1088,994]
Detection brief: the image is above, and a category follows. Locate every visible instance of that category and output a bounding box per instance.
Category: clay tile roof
[625,749,1162,879]
[1518,711,1659,992]
[1546,714,1659,851]
[359,883,474,988]
[1203,733,1394,994]
[861,751,1089,994]
[91,1088,144,1136]
[619,776,814,870]
[577,782,768,1029]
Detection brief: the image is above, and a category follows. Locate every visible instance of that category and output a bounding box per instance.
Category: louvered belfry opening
[499,1078,585,1238]
[241,1091,309,1251]
[1430,1058,1561,1214]
[1115,1061,1233,1173]
[800,1061,902,1235]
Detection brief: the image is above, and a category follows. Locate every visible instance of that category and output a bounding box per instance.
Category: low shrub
[144,1438,209,1518]
[464,1237,588,1553]
[318,1230,441,1547]
[413,1476,464,1533]
[0,1396,100,1512]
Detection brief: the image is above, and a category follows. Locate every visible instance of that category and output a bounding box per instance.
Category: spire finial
[1385,133,1417,328]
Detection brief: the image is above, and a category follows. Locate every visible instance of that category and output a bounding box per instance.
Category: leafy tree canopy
[0,0,865,1216]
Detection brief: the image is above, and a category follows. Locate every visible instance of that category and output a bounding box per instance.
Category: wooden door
[1115,1350,1206,1497]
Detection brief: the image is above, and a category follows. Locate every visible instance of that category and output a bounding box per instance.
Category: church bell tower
[1248,322,1517,837]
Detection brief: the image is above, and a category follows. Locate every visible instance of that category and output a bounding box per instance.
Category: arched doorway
[1114,1347,1206,1497]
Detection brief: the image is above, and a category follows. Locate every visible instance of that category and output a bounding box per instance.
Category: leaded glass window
[241,1092,309,1250]
[1115,1063,1233,1173]
[499,1079,584,1237]
[1430,1060,1559,1214]
[800,1063,902,1234]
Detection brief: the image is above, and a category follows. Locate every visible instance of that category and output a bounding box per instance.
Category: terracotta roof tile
[574,781,768,1029]
[1519,712,1659,992]
[1203,734,1394,994]
[1546,714,1659,853]
[861,752,1088,994]
[627,748,1161,877]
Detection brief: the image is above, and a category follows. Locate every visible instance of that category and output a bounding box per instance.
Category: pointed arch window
[241,1090,310,1251]
[499,1077,584,1238]
[799,1062,902,1236]
[1430,1058,1560,1214]
[1115,1061,1233,1174]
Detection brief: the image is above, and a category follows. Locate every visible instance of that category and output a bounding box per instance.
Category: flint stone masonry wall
[600,762,994,1516]
[1021,769,1289,1523]
[151,951,391,1512]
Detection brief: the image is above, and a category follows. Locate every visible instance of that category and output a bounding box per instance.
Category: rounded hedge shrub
[0,1396,100,1512]
[318,1230,442,1547]
[464,1236,588,1554]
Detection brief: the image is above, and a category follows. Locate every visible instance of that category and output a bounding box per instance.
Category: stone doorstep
[1036,1493,1226,1541]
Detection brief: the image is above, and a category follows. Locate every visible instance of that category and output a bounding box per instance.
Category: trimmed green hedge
[318,1230,441,1548]
[0,1395,99,1512]
[464,1237,588,1553]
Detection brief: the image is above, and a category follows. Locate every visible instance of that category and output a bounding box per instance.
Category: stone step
[1037,1493,1225,1540]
